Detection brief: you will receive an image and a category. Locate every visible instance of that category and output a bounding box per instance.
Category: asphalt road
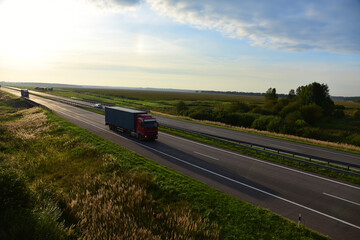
[2,87,360,239]
[155,116,360,166]
[12,87,360,166]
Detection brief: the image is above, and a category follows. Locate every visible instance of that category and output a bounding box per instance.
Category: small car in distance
[94,103,103,109]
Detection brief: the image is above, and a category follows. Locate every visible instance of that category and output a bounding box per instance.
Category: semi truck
[21,89,29,98]
[105,106,158,141]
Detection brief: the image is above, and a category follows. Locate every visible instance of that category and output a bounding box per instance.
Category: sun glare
[0,0,93,67]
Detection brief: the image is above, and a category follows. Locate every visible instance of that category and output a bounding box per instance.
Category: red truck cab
[136,114,158,140]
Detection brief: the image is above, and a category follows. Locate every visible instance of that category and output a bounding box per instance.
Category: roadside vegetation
[159,126,360,184]
[25,82,360,149]
[0,91,328,239]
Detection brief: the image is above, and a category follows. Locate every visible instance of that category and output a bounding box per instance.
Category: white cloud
[148,0,360,54]
[87,0,141,11]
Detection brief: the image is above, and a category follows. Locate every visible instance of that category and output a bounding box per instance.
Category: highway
[2,87,360,239]
[155,116,360,166]
[10,87,360,166]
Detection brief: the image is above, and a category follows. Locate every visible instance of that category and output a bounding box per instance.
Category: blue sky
[0,0,359,96]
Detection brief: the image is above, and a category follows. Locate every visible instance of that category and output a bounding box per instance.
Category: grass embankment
[51,102,360,184]
[27,86,360,152]
[0,91,328,239]
[153,111,360,154]
[159,126,360,184]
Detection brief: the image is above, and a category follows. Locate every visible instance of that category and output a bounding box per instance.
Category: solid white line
[323,193,360,207]
[160,132,360,190]
[23,97,360,230]
[134,139,360,230]
[194,151,219,160]
[5,89,360,191]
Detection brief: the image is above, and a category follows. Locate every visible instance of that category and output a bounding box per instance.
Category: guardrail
[160,124,360,177]
[8,86,359,177]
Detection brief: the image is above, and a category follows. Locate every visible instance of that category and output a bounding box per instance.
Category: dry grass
[0,92,13,102]
[153,111,360,152]
[4,107,50,140]
[70,173,220,240]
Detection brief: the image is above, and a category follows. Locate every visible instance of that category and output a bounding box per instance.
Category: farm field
[27,86,360,148]
[31,87,265,113]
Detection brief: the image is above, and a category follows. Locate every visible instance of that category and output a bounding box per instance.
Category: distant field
[16,86,360,147]
[334,100,360,115]
[26,87,265,115]
[61,88,265,102]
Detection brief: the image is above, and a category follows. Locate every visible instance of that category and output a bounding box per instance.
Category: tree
[354,110,360,120]
[288,89,296,100]
[176,101,188,114]
[227,101,250,113]
[300,103,323,125]
[296,82,334,116]
[264,88,278,101]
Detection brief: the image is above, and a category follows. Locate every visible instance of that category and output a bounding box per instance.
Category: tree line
[176,82,360,146]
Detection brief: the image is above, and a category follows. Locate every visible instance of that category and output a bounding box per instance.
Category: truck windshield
[144,121,158,129]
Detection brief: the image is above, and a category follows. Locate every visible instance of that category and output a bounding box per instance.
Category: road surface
[16,88,360,166]
[2,87,360,239]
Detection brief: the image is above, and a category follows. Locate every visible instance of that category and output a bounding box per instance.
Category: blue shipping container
[105,106,147,131]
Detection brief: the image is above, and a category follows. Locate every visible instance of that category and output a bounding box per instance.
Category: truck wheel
[138,134,143,141]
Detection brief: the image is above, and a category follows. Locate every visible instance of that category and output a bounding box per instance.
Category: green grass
[159,126,360,184]
[26,86,360,150]
[0,91,328,239]
[48,102,360,184]
[48,112,326,239]
[26,87,264,114]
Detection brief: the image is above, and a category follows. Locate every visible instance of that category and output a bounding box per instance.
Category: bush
[285,111,302,124]
[0,168,34,211]
[223,113,259,127]
[302,127,323,139]
[333,109,345,119]
[266,116,282,132]
[300,104,323,125]
[295,119,308,128]
[238,113,260,127]
[227,101,250,113]
[272,98,290,114]
[346,134,360,146]
[251,107,272,115]
[223,113,240,126]
[354,110,360,120]
[176,101,188,115]
[279,101,301,117]
[335,105,345,110]
[251,116,274,130]
[188,108,214,121]
[0,167,71,240]
[279,122,297,135]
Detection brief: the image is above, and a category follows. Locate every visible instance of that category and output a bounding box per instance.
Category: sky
[0,0,359,96]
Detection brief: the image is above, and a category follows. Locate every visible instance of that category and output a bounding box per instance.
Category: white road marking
[9,91,360,230]
[46,109,360,230]
[5,88,360,191]
[323,193,360,207]
[160,132,360,190]
[194,151,219,160]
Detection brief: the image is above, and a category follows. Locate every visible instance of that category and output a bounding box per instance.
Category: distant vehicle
[105,106,158,141]
[21,89,29,98]
[94,103,103,109]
